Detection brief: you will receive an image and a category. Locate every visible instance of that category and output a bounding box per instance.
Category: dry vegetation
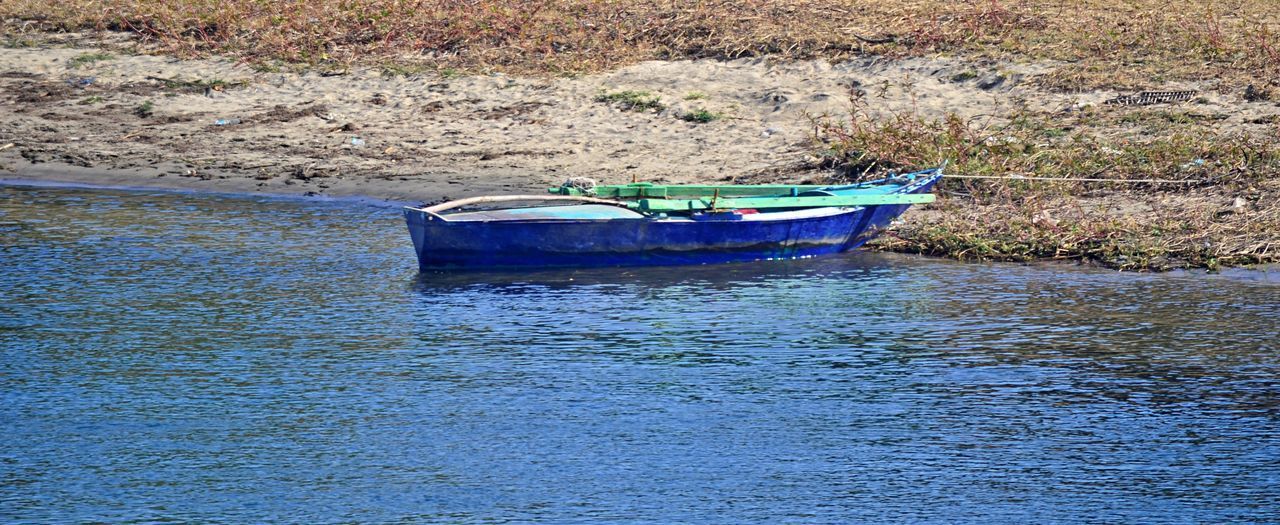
[871,196,1280,271]
[4,0,1279,87]
[810,93,1280,270]
[3,0,1279,269]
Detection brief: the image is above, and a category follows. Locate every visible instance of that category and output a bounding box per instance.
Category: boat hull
[405,175,939,270]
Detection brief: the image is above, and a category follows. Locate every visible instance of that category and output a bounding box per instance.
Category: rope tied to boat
[561,177,598,196]
[943,174,1197,184]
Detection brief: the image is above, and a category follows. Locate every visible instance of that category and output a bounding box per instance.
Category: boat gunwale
[416,204,866,224]
[405,168,943,225]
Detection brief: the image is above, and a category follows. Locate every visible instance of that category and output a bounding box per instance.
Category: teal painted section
[446,204,645,221]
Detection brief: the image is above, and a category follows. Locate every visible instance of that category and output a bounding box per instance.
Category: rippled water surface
[2,184,1279,523]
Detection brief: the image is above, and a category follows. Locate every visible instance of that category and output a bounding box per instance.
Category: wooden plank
[628,193,935,212]
[551,183,837,198]
[607,186,668,198]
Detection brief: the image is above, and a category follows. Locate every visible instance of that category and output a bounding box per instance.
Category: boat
[403,166,943,270]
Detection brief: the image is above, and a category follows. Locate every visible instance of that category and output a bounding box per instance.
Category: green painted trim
[627,193,934,212]
[551,184,839,197]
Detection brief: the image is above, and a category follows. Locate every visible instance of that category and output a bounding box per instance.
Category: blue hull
[406,174,939,270]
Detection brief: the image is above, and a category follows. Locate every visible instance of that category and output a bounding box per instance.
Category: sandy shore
[2,36,1177,202]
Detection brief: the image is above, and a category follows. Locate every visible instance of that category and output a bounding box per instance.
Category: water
[2,184,1278,524]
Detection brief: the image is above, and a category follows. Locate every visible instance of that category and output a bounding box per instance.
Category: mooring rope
[561,177,599,196]
[943,174,1197,184]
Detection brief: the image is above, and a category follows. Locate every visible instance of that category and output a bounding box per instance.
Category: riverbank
[2,27,1277,270]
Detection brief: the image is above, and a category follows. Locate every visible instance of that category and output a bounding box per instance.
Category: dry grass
[811,94,1280,195]
[807,97,1280,269]
[870,192,1280,270]
[3,0,1278,87]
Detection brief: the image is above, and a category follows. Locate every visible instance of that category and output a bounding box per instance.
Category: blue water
[2,184,1279,524]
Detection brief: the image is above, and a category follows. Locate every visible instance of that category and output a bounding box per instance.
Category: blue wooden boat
[403,167,942,270]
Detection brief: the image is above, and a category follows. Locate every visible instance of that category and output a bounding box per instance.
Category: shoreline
[2,35,1276,271]
[0,158,494,206]
[7,165,1279,280]
[0,170,416,208]
[7,163,1280,279]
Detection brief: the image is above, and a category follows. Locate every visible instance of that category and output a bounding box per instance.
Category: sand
[10,34,1264,205]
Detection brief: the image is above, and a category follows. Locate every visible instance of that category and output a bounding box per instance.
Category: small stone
[761,91,789,104]
[1244,84,1272,102]
[976,74,1006,90]
[1032,210,1058,228]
